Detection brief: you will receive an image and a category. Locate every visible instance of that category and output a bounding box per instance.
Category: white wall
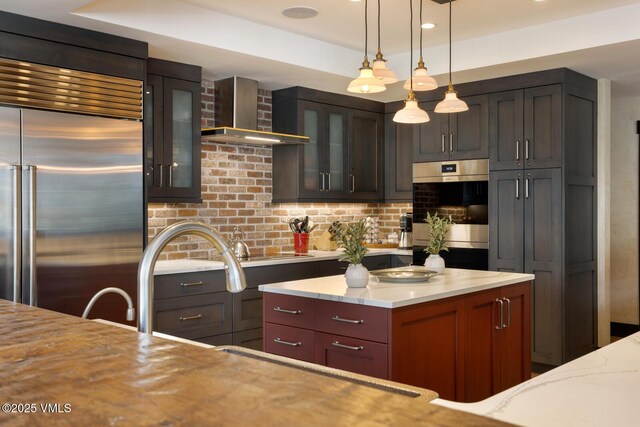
[610,94,640,325]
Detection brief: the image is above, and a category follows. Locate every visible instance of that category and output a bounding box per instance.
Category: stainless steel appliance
[399,213,413,249]
[412,159,489,270]
[0,107,143,322]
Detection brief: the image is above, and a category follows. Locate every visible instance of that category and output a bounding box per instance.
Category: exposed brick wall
[147,81,412,260]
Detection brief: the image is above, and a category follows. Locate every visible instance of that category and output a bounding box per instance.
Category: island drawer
[263,293,314,329]
[155,271,226,299]
[155,293,233,340]
[314,300,388,343]
[314,332,388,380]
[264,323,314,362]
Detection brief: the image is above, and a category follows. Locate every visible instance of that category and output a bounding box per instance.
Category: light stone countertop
[258,268,534,308]
[431,331,640,427]
[153,248,413,275]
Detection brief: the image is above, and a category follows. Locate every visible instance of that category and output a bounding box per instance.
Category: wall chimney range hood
[201,77,308,145]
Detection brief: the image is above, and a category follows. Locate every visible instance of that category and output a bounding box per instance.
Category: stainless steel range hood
[201,76,308,145]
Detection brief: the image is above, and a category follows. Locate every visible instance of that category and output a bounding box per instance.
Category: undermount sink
[215,345,438,402]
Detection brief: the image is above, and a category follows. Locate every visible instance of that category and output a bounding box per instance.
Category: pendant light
[403,0,437,92]
[348,0,386,94]
[435,0,468,113]
[372,0,398,84]
[394,0,429,124]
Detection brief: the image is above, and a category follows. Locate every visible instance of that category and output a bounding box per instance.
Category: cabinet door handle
[320,172,325,192]
[273,306,302,315]
[327,173,331,192]
[516,139,520,161]
[168,164,173,188]
[331,315,364,325]
[515,178,520,200]
[495,298,504,330]
[525,177,530,199]
[441,133,446,152]
[332,341,364,351]
[274,338,302,347]
[158,164,164,188]
[350,174,355,193]
[180,281,204,287]
[179,314,203,321]
[525,139,530,161]
[502,297,511,328]
[449,132,454,153]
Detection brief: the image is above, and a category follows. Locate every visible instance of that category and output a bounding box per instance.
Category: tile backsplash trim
[147,81,411,260]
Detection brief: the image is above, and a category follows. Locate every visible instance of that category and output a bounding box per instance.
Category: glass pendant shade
[372,58,398,84]
[393,92,430,124]
[348,61,387,94]
[435,85,469,113]
[403,65,438,91]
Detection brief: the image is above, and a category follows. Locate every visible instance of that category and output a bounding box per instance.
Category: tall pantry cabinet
[488,70,597,368]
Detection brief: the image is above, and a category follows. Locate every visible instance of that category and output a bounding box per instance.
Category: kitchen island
[0,299,505,426]
[259,268,534,402]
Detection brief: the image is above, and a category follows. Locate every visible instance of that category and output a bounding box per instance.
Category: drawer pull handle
[179,314,203,321]
[331,315,364,325]
[332,341,364,351]
[180,281,204,287]
[273,307,302,315]
[274,337,302,347]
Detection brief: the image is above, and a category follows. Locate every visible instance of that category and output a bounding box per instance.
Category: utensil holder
[293,233,310,254]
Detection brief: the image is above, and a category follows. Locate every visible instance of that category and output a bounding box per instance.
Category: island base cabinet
[314,332,388,379]
[264,323,315,362]
[464,282,531,402]
[389,297,466,402]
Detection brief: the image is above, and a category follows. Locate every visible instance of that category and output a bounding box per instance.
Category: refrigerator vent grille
[0,58,142,120]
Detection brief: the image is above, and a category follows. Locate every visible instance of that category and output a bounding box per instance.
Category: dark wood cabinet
[146,58,202,203]
[272,87,384,202]
[489,85,562,171]
[414,95,489,163]
[464,283,531,402]
[263,280,531,402]
[488,72,596,368]
[385,114,418,202]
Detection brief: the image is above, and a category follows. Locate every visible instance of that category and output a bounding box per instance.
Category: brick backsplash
[148,81,412,260]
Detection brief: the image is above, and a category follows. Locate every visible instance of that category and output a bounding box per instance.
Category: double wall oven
[413,159,489,270]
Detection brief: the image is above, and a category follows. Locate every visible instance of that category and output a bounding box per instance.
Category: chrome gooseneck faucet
[137,221,247,334]
[82,287,135,321]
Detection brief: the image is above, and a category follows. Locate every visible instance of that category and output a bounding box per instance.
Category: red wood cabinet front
[264,323,315,362]
[314,332,388,380]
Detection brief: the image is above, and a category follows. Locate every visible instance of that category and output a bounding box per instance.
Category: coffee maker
[399,213,413,249]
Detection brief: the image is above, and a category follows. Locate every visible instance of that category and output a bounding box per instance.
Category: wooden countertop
[0,300,509,426]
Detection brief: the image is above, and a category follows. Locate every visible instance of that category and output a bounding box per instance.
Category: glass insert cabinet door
[170,87,193,189]
[325,108,348,197]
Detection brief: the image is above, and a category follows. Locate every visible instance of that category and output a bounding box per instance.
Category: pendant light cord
[364,0,368,58]
[410,0,413,91]
[377,0,381,51]
[448,0,452,84]
[419,0,423,59]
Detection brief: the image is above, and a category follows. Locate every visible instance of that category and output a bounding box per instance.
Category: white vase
[424,253,445,274]
[345,263,369,288]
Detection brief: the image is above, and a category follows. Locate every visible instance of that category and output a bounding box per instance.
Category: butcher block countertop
[0,300,508,426]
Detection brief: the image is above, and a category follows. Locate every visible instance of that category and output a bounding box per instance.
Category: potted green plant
[424,212,454,274]
[330,220,370,288]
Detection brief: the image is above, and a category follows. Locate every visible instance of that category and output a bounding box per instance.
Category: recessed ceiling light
[282,6,318,19]
[421,22,437,29]
[349,0,363,2]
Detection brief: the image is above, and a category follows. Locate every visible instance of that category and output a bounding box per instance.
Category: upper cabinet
[414,94,489,163]
[272,87,384,203]
[384,114,417,202]
[146,58,202,203]
[489,85,562,171]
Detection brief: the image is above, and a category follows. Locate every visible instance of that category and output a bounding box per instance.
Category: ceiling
[1,0,640,101]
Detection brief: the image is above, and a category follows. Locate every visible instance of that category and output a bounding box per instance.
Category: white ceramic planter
[345,263,369,288]
[424,253,445,274]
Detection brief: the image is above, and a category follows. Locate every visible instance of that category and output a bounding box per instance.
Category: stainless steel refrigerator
[0,106,143,322]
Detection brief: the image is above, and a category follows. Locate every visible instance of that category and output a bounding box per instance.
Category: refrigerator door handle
[11,165,22,303]
[27,165,37,306]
